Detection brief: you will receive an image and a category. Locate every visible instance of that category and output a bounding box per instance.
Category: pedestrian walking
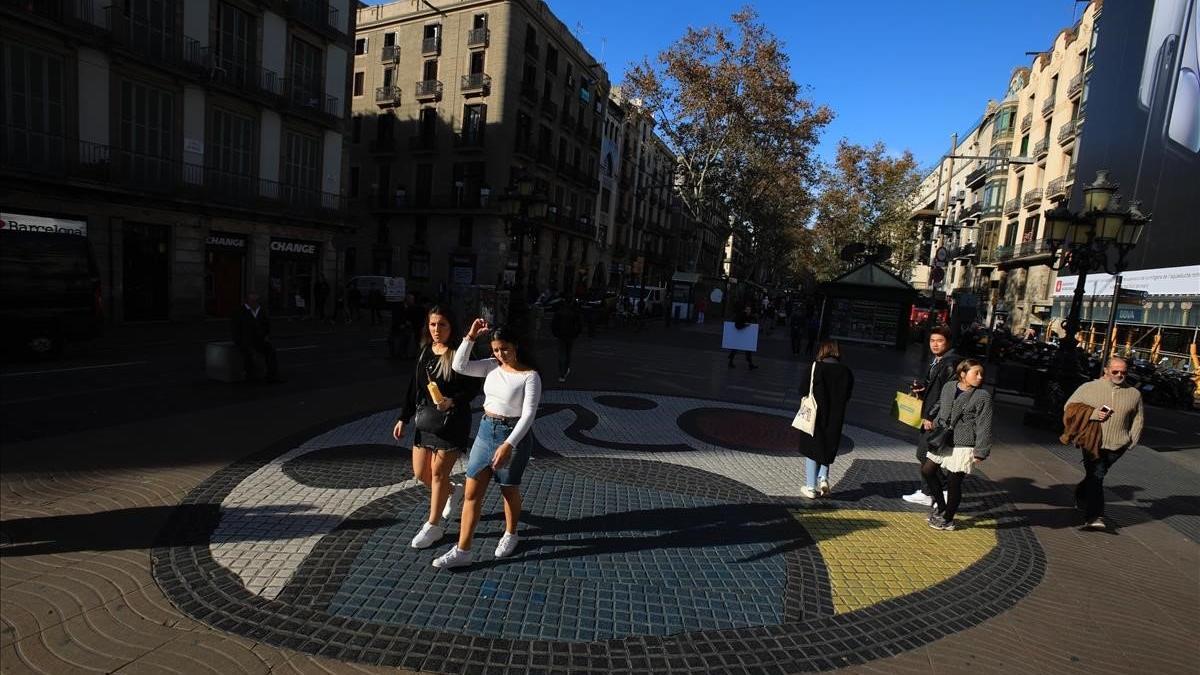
[551,298,584,383]
[728,305,759,369]
[393,307,483,550]
[796,340,855,499]
[231,291,282,383]
[1064,357,1144,530]
[433,320,543,569]
[695,295,707,324]
[789,307,806,356]
[902,326,960,506]
[921,359,993,531]
[313,274,330,320]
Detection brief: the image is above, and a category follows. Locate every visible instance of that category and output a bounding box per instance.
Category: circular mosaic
[153,392,1045,673]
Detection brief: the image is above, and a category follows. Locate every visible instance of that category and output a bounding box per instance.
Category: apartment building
[0,0,354,322]
[912,1,1097,332]
[348,0,609,299]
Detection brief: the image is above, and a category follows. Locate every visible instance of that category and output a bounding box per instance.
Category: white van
[621,285,666,316]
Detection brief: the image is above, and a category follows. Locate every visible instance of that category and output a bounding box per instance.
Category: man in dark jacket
[551,298,584,383]
[231,291,281,382]
[902,325,959,506]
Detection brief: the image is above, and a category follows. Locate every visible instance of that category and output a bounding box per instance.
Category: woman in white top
[434,320,543,569]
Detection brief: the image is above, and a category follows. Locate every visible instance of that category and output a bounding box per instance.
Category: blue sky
[541,0,1091,168]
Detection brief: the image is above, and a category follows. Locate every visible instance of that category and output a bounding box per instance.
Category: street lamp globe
[1082,169,1118,212]
[1119,201,1149,247]
[1093,207,1125,242]
[1046,204,1074,246]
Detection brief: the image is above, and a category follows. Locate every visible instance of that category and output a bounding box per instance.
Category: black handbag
[413,348,452,435]
[926,388,974,452]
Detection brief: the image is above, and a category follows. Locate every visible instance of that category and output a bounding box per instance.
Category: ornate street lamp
[498,174,548,336]
[1027,170,1151,429]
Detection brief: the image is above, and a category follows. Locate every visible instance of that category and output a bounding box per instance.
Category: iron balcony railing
[65,0,111,34]
[1004,197,1021,215]
[1033,137,1050,157]
[414,79,443,100]
[0,126,344,215]
[1046,176,1067,199]
[422,36,442,56]
[1068,73,1083,99]
[381,45,399,62]
[966,164,988,186]
[967,200,983,216]
[1020,112,1033,132]
[1041,97,1055,118]
[291,0,340,38]
[1015,239,1056,259]
[980,203,1003,219]
[992,126,1015,143]
[287,82,340,119]
[460,73,491,93]
[1058,118,1079,144]
[454,130,485,149]
[994,244,1014,261]
[467,27,490,47]
[375,85,401,105]
[988,159,1009,176]
[372,192,491,211]
[1023,188,1043,208]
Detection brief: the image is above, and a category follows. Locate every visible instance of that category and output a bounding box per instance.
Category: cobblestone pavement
[2,324,1197,673]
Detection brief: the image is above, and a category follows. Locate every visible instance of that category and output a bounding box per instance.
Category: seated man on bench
[232,291,282,383]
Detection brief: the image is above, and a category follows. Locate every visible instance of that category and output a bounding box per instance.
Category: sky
[537,0,1092,169]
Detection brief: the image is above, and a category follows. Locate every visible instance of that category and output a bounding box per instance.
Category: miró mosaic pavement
[152,391,1045,673]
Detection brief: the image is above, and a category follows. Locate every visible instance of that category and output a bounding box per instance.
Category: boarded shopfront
[205,232,247,318]
[269,237,320,316]
[817,263,919,349]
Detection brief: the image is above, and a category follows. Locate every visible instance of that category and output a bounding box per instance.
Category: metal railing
[1068,73,1083,99]
[995,244,1014,261]
[65,0,111,33]
[460,73,491,93]
[375,85,401,105]
[966,164,988,186]
[1023,187,1043,208]
[1004,197,1021,215]
[967,200,983,215]
[1021,112,1033,132]
[414,79,443,100]
[381,45,399,62]
[988,159,1009,176]
[1046,176,1067,199]
[1016,238,1055,258]
[981,203,1004,219]
[1033,137,1050,157]
[372,191,491,210]
[422,36,441,56]
[1041,97,1055,117]
[292,0,341,37]
[467,27,490,47]
[992,126,1015,143]
[1,126,344,215]
[1058,118,1078,144]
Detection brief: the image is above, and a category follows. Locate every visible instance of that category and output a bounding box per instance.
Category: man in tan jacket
[1065,357,1145,530]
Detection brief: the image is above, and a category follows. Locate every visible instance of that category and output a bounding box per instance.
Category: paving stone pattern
[151,391,1046,672]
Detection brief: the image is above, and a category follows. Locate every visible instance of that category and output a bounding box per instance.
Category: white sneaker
[1084,518,1106,531]
[441,483,462,521]
[800,486,818,499]
[557,376,566,383]
[410,522,444,549]
[494,532,520,558]
[432,545,474,569]
[818,478,830,497]
[902,490,934,506]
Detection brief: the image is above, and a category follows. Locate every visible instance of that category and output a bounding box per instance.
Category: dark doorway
[123,222,170,320]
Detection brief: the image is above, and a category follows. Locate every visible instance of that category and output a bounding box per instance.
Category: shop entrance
[205,232,247,317]
[123,222,170,321]
[269,238,319,316]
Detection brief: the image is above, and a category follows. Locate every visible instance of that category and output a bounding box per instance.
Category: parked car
[0,230,103,357]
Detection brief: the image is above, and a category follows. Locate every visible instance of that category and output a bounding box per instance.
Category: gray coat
[933,381,994,459]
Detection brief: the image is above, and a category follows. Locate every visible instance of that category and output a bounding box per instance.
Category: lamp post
[1026,169,1150,428]
[499,175,549,336]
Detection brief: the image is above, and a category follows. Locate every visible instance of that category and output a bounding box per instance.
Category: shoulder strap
[807,362,817,397]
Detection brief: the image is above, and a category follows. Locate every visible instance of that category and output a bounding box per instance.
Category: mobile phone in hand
[1099,405,1113,415]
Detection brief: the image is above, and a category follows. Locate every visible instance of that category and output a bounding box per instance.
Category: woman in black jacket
[922,358,993,531]
[796,340,855,499]
[392,306,482,549]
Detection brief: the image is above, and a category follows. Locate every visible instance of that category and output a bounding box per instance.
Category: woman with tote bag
[795,340,855,499]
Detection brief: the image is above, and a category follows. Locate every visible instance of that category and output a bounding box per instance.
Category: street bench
[205,341,245,382]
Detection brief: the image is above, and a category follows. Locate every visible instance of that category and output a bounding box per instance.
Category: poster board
[721,321,759,352]
[384,277,407,302]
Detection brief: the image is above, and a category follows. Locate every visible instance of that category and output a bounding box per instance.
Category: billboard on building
[1074,0,1200,270]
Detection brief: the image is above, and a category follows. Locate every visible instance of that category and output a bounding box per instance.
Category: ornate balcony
[1046,176,1067,200]
[1023,188,1043,208]
[414,79,443,101]
[467,27,490,47]
[422,36,441,56]
[1058,118,1079,145]
[1041,98,1055,118]
[1033,137,1050,158]
[1068,73,1083,99]
[460,73,491,95]
[1004,198,1021,215]
[374,85,401,106]
[381,45,399,63]
[1020,112,1033,132]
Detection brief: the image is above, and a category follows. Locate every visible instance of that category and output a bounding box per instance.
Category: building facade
[912,1,1097,333]
[349,0,609,301]
[1,0,354,322]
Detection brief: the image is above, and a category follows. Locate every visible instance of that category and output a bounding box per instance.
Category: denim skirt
[464,415,532,486]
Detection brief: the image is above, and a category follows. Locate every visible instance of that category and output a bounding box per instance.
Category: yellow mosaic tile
[793,509,999,614]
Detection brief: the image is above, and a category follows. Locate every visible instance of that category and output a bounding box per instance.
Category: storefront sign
[1,212,86,236]
[270,238,319,257]
[1054,265,1200,297]
[206,232,247,249]
[449,254,475,285]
